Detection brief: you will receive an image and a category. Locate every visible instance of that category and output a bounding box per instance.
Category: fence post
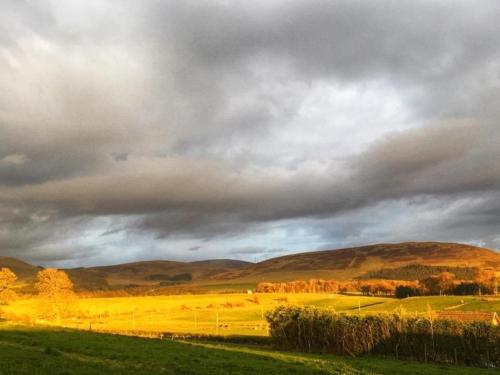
[216,310,219,335]
[132,308,136,331]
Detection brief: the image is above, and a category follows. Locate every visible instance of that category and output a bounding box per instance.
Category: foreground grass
[0,324,494,375]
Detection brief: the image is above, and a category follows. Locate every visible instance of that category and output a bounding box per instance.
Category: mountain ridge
[211,242,500,282]
[2,242,499,289]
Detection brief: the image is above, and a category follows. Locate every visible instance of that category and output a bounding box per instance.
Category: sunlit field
[362,295,500,313]
[3,293,499,337]
[2,293,384,336]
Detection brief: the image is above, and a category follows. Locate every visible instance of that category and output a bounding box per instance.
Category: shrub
[453,282,481,296]
[395,285,425,299]
[266,306,500,367]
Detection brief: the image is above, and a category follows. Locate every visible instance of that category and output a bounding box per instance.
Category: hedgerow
[266,306,500,368]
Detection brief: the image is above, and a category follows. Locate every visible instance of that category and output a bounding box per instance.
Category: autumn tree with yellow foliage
[474,269,500,296]
[35,268,76,322]
[0,267,17,304]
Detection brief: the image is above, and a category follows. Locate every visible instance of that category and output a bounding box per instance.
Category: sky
[0,0,499,267]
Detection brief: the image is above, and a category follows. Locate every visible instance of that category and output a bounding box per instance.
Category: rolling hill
[0,257,250,290]
[85,259,251,287]
[2,242,499,290]
[211,242,500,282]
[0,257,41,280]
[0,257,109,290]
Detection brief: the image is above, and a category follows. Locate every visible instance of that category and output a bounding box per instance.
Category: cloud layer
[1,0,499,266]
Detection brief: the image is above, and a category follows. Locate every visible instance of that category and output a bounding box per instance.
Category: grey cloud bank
[0,0,499,266]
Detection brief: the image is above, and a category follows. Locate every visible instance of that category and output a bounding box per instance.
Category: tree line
[396,269,499,298]
[360,264,476,281]
[256,269,500,297]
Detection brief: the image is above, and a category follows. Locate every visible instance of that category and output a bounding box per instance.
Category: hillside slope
[212,242,500,282]
[3,242,499,289]
[85,259,251,287]
[0,256,250,290]
[0,257,109,290]
[0,257,40,280]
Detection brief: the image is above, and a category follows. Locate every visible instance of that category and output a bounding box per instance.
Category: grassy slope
[0,257,251,291]
[85,259,251,286]
[4,242,500,291]
[213,242,500,282]
[361,296,500,314]
[4,242,499,291]
[0,257,110,291]
[0,324,494,375]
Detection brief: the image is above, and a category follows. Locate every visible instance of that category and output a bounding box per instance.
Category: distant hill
[2,242,499,290]
[212,242,500,282]
[0,257,41,280]
[86,259,251,287]
[0,256,250,290]
[0,257,109,291]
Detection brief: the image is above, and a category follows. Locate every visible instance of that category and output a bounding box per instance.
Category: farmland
[2,293,499,337]
[1,244,499,373]
[0,324,495,375]
[2,293,385,336]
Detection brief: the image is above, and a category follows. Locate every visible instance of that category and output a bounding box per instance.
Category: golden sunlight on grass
[3,293,389,336]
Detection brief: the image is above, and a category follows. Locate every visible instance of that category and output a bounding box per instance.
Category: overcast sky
[1,0,499,267]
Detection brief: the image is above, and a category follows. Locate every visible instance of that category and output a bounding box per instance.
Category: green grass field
[1,294,499,374]
[360,295,500,313]
[0,324,495,375]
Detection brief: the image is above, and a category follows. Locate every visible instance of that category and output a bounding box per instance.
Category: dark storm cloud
[155,0,500,119]
[4,121,497,234]
[352,122,500,198]
[437,192,500,247]
[0,0,499,263]
[163,1,499,79]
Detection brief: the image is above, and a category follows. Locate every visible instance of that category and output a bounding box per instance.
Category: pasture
[0,324,495,375]
[2,293,386,336]
[2,293,499,337]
